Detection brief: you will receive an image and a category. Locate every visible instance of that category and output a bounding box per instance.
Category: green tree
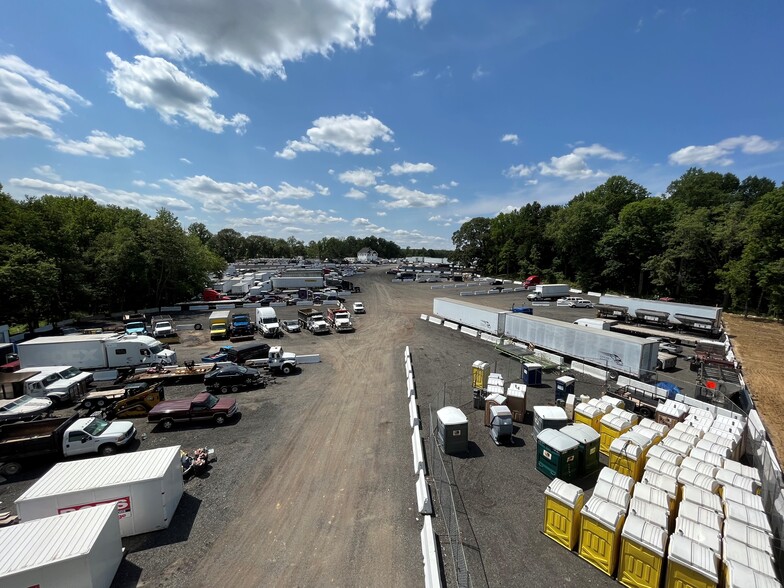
[452,217,492,270]
[209,228,246,262]
[0,244,60,331]
[187,222,213,245]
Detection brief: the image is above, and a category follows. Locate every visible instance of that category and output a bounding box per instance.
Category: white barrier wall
[409,395,420,428]
[570,361,608,381]
[443,321,459,331]
[421,516,442,588]
[416,470,433,515]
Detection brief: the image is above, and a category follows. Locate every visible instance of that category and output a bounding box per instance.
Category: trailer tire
[230,385,240,393]
[194,323,203,330]
[214,414,227,426]
[96,398,107,408]
[82,399,94,410]
[1,462,21,476]
[281,364,293,376]
[98,444,118,456]
[607,370,619,380]
[639,406,654,419]
[161,419,174,430]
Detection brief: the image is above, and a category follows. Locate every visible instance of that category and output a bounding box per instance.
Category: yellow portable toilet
[659,436,693,457]
[632,483,673,526]
[598,466,635,493]
[644,456,681,481]
[674,517,722,556]
[628,497,670,531]
[723,518,774,556]
[617,514,668,588]
[677,501,722,533]
[646,445,683,467]
[578,496,626,577]
[724,501,773,535]
[574,402,603,432]
[671,421,704,439]
[588,397,613,414]
[609,437,645,481]
[471,360,490,390]
[665,534,719,588]
[600,414,632,456]
[631,425,662,447]
[677,468,720,500]
[593,479,631,510]
[715,468,761,496]
[611,406,639,426]
[542,478,584,550]
[667,428,701,448]
[723,459,761,485]
[722,484,764,512]
[723,560,783,588]
[689,447,725,469]
[639,417,669,437]
[680,456,719,479]
[694,439,731,460]
[639,471,678,512]
[722,538,779,582]
[681,485,723,518]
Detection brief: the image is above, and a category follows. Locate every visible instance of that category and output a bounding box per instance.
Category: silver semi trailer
[598,294,722,335]
[433,298,508,336]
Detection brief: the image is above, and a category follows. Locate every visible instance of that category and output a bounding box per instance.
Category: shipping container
[432,298,508,336]
[16,445,183,537]
[0,502,122,588]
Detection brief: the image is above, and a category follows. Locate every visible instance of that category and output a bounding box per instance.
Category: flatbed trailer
[122,362,225,384]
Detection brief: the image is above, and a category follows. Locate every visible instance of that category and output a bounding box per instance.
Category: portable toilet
[665,534,719,588]
[536,429,580,481]
[598,467,635,494]
[631,425,662,447]
[617,514,669,588]
[723,518,774,556]
[611,406,639,426]
[668,428,701,448]
[560,424,601,476]
[609,437,646,481]
[655,401,688,430]
[471,360,490,390]
[436,406,468,455]
[639,417,669,437]
[632,483,673,521]
[628,497,670,531]
[574,403,603,433]
[646,445,684,467]
[489,405,513,445]
[505,383,526,423]
[565,393,576,420]
[723,538,778,580]
[723,560,782,588]
[588,398,613,414]
[724,501,773,535]
[681,486,724,518]
[677,501,722,533]
[523,363,542,386]
[484,393,506,427]
[715,468,761,496]
[659,436,693,457]
[593,479,631,510]
[689,447,725,469]
[600,395,625,409]
[543,478,584,550]
[533,406,568,437]
[639,471,678,512]
[723,459,761,485]
[645,456,682,482]
[722,484,764,512]
[680,456,718,479]
[578,496,626,577]
[599,414,632,456]
[677,468,720,499]
[674,517,722,556]
[554,376,575,404]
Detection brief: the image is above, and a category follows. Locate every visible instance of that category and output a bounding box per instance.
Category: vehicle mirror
[81,437,89,443]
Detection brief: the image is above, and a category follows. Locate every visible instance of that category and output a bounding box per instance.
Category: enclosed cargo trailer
[433,298,508,336]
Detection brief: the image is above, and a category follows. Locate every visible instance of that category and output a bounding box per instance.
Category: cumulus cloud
[375,184,454,209]
[344,188,367,200]
[412,69,427,78]
[0,54,89,140]
[501,133,519,145]
[376,211,387,216]
[668,135,779,166]
[351,216,448,246]
[313,183,330,196]
[503,164,534,178]
[106,0,435,79]
[338,167,383,187]
[235,204,345,229]
[434,180,459,189]
[538,143,625,180]
[9,176,191,212]
[389,161,435,175]
[276,114,393,158]
[32,165,60,180]
[106,52,249,134]
[54,130,144,158]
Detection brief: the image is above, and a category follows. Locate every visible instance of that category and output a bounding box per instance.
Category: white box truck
[16,445,184,537]
[16,334,176,372]
[0,502,123,588]
[527,283,570,301]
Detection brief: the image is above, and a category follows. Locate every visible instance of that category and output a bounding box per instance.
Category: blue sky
[1,1,782,249]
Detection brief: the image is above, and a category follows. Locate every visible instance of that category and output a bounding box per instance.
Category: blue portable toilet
[523,363,543,386]
[555,376,576,404]
[656,381,681,399]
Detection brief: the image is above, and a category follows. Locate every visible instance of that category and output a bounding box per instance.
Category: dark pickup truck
[147,392,238,430]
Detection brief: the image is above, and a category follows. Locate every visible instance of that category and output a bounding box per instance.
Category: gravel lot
[0,270,700,587]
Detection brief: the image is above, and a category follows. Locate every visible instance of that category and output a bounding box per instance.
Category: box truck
[432,298,508,336]
[16,445,184,537]
[209,310,231,340]
[0,502,123,588]
[16,335,176,373]
[527,283,570,301]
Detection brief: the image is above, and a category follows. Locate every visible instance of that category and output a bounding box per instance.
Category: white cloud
[434,180,459,189]
[351,216,448,246]
[501,133,519,145]
[345,188,366,200]
[0,54,89,140]
[54,130,144,158]
[276,114,393,158]
[376,211,387,216]
[538,143,625,180]
[375,184,453,209]
[32,165,60,180]
[526,179,538,185]
[162,175,315,212]
[412,69,427,78]
[389,161,435,175]
[235,204,345,229]
[409,178,417,184]
[338,167,382,187]
[180,157,192,164]
[668,135,779,166]
[313,183,330,196]
[106,52,249,134]
[472,65,488,81]
[106,0,434,79]
[503,164,534,178]
[9,177,192,212]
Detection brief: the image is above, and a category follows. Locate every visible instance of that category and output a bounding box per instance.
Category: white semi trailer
[433,298,508,336]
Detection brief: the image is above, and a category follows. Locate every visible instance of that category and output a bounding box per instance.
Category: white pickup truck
[15,365,93,406]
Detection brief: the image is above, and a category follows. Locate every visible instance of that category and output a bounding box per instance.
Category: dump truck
[327,307,354,332]
[297,308,330,334]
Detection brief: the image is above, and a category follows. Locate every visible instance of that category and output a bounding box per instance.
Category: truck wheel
[219,385,229,394]
[194,323,203,330]
[230,385,240,393]
[96,399,107,408]
[161,419,174,430]
[82,399,94,410]
[281,364,293,376]
[214,414,227,425]
[1,462,21,476]
[98,444,118,456]
[639,406,653,419]
[607,370,619,380]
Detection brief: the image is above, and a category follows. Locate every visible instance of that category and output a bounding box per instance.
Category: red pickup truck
[147,392,237,430]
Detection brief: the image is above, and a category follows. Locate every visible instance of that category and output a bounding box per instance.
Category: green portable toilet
[560,423,601,476]
[536,429,580,481]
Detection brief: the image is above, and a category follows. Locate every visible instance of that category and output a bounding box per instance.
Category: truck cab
[16,366,92,406]
[255,307,280,338]
[327,308,354,332]
[209,311,231,340]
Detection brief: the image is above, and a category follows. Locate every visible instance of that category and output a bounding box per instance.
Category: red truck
[147,392,237,430]
[203,288,231,302]
[523,275,541,289]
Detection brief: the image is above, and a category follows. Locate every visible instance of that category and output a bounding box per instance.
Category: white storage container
[597,467,635,493]
[0,503,122,588]
[646,444,683,466]
[689,446,725,468]
[723,518,773,556]
[16,445,183,537]
[722,485,764,512]
[674,517,722,554]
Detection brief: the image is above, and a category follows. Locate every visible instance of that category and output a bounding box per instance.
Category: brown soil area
[723,313,784,466]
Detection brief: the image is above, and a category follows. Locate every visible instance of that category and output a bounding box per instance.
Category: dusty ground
[723,314,784,466]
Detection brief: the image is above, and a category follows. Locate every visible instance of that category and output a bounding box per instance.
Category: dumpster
[471,360,490,390]
[574,402,603,433]
[665,534,719,588]
[617,514,668,588]
[436,406,468,455]
[522,363,542,386]
[599,414,632,456]
[554,376,575,404]
[533,406,567,437]
[536,428,579,481]
[609,437,646,481]
[484,393,506,427]
[543,478,584,550]
[560,423,600,476]
[628,497,670,531]
[505,383,526,423]
[489,405,513,445]
[578,496,626,576]
[593,479,631,510]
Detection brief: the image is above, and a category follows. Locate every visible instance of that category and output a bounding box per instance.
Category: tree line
[450,168,784,317]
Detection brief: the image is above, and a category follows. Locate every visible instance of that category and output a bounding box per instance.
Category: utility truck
[526,284,570,301]
[16,334,177,373]
[297,308,330,335]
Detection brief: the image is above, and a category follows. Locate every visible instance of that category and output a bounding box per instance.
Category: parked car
[646,337,683,355]
[353,302,366,314]
[204,364,263,393]
[147,392,237,429]
[281,319,301,333]
[569,299,594,308]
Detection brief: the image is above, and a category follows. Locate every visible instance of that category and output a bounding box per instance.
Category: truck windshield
[127,322,144,329]
[206,394,219,408]
[84,418,110,436]
[156,322,171,329]
[148,343,163,354]
[42,374,61,386]
[58,367,81,378]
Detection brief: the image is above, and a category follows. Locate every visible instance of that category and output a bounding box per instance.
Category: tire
[98,444,118,456]
[214,414,227,426]
[96,399,107,408]
[194,323,203,330]
[82,399,94,410]
[639,406,653,419]
[608,370,619,380]
[1,462,21,476]
[230,385,240,393]
[219,385,229,394]
[161,419,174,430]
[281,364,292,376]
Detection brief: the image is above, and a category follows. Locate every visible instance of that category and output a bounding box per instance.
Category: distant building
[357,248,378,262]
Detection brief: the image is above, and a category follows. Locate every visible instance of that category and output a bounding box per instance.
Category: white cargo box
[0,502,122,588]
[16,445,183,537]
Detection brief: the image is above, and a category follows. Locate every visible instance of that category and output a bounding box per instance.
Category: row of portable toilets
[537,395,781,588]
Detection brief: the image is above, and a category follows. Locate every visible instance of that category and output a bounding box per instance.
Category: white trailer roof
[0,502,116,575]
[17,446,181,500]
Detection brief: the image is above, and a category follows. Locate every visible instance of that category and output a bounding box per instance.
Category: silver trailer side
[433,298,508,336]
[599,294,722,333]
